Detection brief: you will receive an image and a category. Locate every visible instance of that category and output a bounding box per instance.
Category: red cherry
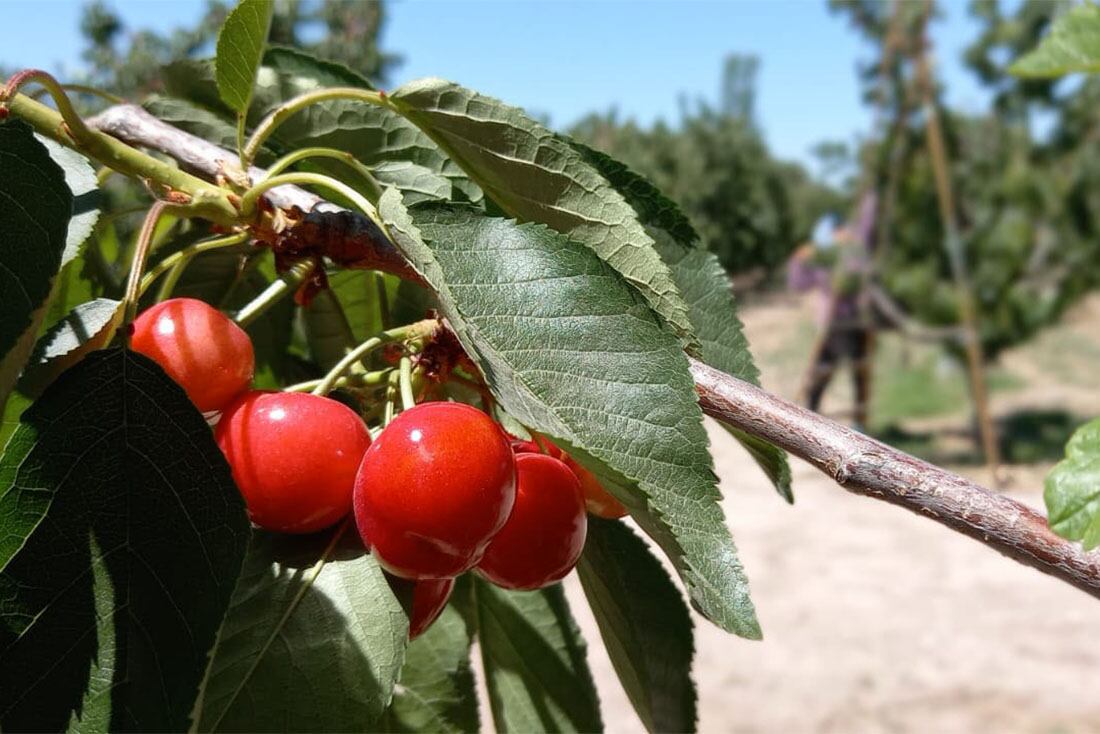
[511,436,627,519]
[353,402,517,580]
[131,297,254,412]
[215,391,371,533]
[477,453,587,590]
[409,577,454,639]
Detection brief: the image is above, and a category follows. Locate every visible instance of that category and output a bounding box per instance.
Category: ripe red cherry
[215,390,371,533]
[131,297,254,412]
[477,453,587,590]
[409,577,454,640]
[353,402,517,580]
[511,437,627,519]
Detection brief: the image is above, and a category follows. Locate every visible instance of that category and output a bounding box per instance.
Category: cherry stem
[138,232,249,299]
[238,171,387,234]
[241,87,390,170]
[398,356,415,410]
[283,369,392,394]
[262,146,384,203]
[311,319,434,397]
[233,260,312,328]
[121,201,172,346]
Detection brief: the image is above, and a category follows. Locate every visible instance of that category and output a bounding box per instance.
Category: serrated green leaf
[1045,417,1100,549]
[1010,2,1100,78]
[380,192,759,637]
[17,298,122,397]
[0,120,71,413]
[577,518,696,733]
[389,78,695,342]
[35,135,100,264]
[383,584,478,734]
[372,160,453,204]
[192,527,408,731]
[144,95,240,149]
[215,0,274,114]
[571,141,792,502]
[0,348,249,730]
[473,578,602,733]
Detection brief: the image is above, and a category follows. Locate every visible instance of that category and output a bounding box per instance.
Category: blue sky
[1,0,995,173]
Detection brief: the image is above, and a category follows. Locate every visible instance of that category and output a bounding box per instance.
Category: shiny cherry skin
[131,297,254,413]
[477,453,587,590]
[409,577,454,640]
[215,390,371,533]
[354,402,517,580]
[511,437,627,519]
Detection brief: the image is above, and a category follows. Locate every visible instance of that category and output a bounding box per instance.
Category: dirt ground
[562,293,1100,733]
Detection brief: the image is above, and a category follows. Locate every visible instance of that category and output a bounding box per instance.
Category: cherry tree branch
[690,358,1100,600]
[82,102,1100,600]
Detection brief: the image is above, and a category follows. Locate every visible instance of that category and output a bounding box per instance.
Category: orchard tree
[1,2,1099,731]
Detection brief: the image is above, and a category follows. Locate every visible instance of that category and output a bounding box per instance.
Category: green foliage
[383,588,478,733]
[1010,2,1100,78]
[17,297,122,397]
[192,529,408,731]
[390,78,696,341]
[1045,417,1100,549]
[0,121,72,411]
[381,196,759,636]
[467,579,602,733]
[215,0,274,113]
[0,348,250,730]
[578,518,697,733]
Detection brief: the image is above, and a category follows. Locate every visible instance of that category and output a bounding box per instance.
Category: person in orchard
[788,196,877,432]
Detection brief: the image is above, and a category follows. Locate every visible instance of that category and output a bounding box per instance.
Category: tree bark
[86,102,1100,601]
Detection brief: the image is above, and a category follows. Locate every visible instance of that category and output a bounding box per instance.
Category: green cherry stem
[241,86,390,169]
[121,201,173,346]
[311,319,434,397]
[262,146,384,203]
[233,260,313,328]
[238,171,386,233]
[398,356,415,410]
[138,231,249,299]
[284,369,392,394]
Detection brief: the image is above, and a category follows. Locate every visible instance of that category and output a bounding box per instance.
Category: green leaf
[263,45,375,88]
[373,160,453,204]
[17,298,122,398]
[389,79,695,341]
[380,193,759,637]
[329,268,390,341]
[1010,2,1100,78]
[35,135,100,264]
[473,578,602,733]
[0,120,71,413]
[192,527,408,731]
[1045,417,1100,549]
[303,287,356,371]
[0,348,250,730]
[383,585,478,734]
[215,0,275,114]
[577,518,696,733]
[570,141,792,501]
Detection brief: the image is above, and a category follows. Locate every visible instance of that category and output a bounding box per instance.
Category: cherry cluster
[131,298,627,639]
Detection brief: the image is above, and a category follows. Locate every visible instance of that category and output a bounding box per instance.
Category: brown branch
[81,102,1100,600]
[86,103,421,281]
[690,357,1100,601]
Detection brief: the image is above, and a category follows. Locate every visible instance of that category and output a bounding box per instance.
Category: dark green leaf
[571,141,792,501]
[215,0,275,113]
[1045,417,1100,549]
[0,348,249,730]
[1010,2,1100,78]
[0,120,71,412]
[192,528,408,731]
[474,578,602,733]
[383,584,478,734]
[578,518,696,733]
[380,193,759,637]
[263,45,375,88]
[303,287,356,371]
[389,79,694,341]
[17,298,122,397]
